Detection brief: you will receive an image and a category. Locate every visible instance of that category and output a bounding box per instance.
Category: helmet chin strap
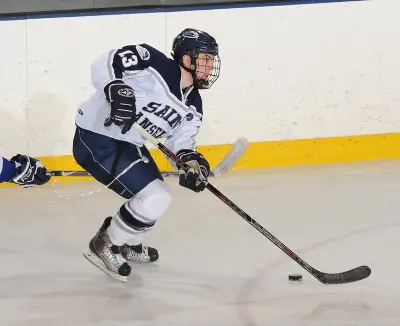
[193,78,208,89]
[179,52,212,89]
[188,56,210,89]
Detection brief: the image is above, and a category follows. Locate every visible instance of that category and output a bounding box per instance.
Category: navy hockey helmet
[172,28,220,89]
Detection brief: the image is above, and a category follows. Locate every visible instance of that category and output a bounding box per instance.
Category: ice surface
[1,160,399,325]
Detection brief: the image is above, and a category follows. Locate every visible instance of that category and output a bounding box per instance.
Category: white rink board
[0,0,399,156]
[0,20,28,158]
[26,12,166,156]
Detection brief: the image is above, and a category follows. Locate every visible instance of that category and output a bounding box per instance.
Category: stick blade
[212,137,248,177]
[317,265,371,285]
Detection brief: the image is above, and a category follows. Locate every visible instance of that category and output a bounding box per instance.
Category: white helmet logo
[183,30,199,39]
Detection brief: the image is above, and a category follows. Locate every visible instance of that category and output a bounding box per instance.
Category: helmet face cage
[172,28,221,89]
[188,49,221,89]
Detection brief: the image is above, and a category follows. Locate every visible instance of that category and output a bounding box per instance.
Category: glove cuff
[176,149,210,176]
[177,149,204,161]
[104,79,125,89]
[10,154,30,183]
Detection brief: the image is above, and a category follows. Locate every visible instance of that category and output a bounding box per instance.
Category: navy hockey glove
[10,154,51,188]
[177,150,210,193]
[104,80,137,134]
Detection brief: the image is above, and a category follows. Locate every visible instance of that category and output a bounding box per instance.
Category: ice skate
[83,216,131,282]
[122,243,159,263]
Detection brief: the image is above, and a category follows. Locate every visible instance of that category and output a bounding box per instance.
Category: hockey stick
[48,137,248,178]
[132,123,371,285]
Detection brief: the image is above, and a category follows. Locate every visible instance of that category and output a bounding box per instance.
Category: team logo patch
[136,45,150,60]
[118,89,134,97]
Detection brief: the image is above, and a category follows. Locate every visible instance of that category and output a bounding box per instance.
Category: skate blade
[126,259,155,265]
[83,251,128,283]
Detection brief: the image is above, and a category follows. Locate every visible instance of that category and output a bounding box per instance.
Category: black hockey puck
[288,274,302,281]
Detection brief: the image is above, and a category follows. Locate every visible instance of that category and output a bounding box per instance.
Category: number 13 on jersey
[118,50,138,68]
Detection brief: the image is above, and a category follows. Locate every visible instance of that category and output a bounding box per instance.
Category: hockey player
[73,27,220,280]
[0,154,51,187]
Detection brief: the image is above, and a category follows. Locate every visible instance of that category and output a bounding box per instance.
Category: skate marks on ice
[0,263,268,326]
[3,161,400,325]
[0,272,181,326]
[234,218,400,326]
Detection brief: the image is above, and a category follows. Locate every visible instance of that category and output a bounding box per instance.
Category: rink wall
[1,0,400,178]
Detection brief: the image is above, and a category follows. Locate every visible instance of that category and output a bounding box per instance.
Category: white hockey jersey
[75,44,204,168]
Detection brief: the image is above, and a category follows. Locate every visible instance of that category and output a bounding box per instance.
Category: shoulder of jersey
[133,43,183,91]
[135,43,170,63]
